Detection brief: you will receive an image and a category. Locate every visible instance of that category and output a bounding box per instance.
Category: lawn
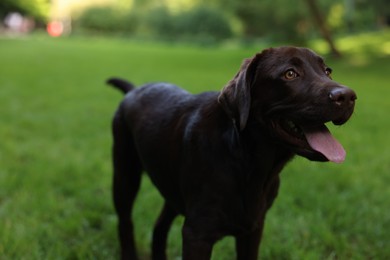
[0,31,389,259]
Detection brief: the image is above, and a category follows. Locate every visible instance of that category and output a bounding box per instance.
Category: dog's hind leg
[112,112,143,260]
[152,202,178,260]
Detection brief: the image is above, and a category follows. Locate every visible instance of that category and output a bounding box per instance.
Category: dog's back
[109,79,223,212]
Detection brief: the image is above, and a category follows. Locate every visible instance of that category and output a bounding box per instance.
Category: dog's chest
[229,152,292,232]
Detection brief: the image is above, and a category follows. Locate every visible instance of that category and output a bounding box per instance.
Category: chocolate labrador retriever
[107,46,356,260]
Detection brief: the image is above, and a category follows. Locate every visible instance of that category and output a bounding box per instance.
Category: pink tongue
[302,124,346,163]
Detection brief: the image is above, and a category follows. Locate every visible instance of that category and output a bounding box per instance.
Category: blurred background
[0,0,389,47]
[0,0,389,259]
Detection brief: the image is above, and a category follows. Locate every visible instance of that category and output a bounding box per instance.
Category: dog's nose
[329,87,357,107]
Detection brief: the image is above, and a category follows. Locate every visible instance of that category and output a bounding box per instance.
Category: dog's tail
[106,78,135,94]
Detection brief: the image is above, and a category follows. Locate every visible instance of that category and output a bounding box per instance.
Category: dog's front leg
[182,222,217,260]
[235,226,263,260]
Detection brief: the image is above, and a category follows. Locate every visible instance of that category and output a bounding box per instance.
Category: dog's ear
[218,53,261,130]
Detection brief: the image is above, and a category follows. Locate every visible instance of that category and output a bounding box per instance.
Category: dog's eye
[284,70,298,80]
[325,68,332,77]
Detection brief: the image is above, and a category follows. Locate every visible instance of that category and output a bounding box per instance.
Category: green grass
[0,31,389,259]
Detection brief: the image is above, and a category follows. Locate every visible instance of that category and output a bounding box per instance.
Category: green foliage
[0,31,389,259]
[0,0,49,22]
[71,0,390,43]
[204,0,388,41]
[175,6,233,42]
[75,5,232,44]
[194,0,313,42]
[144,6,173,37]
[2,0,389,43]
[361,0,390,22]
[145,6,233,43]
[74,6,137,35]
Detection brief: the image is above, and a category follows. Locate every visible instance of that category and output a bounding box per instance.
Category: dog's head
[218,46,357,163]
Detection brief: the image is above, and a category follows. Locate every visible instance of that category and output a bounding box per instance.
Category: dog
[107,46,356,260]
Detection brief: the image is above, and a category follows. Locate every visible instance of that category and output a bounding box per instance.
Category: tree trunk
[305,0,342,58]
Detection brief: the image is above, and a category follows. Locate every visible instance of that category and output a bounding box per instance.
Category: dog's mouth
[276,120,346,163]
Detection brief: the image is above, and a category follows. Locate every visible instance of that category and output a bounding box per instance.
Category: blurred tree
[0,0,49,23]
[144,5,232,43]
[200,0,310,42]
[132,0,160,11]
[199,0,344,50]
[358,0,390,27]
[71,0,387,46]
[331,0,389,32]
[305,0,341,57]
[344,0,355,31]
